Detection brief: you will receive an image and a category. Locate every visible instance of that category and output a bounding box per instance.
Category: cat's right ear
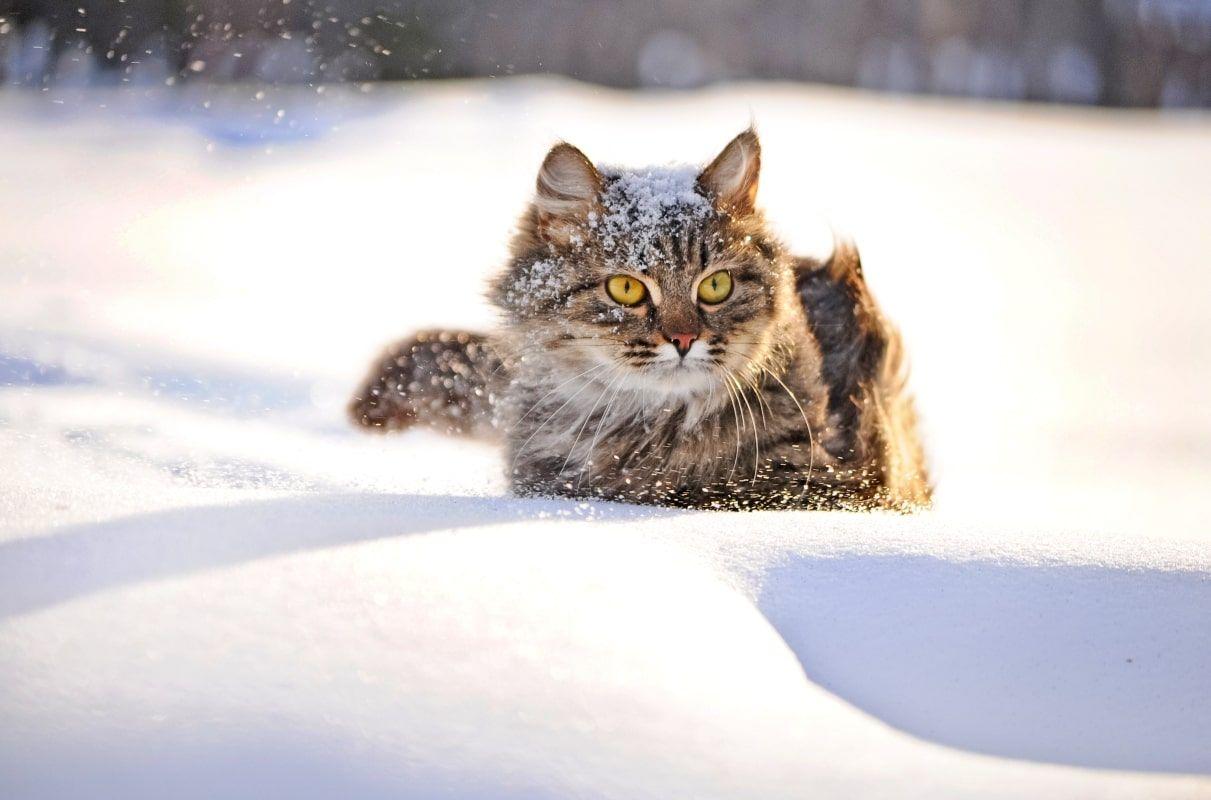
[535,142,601,243]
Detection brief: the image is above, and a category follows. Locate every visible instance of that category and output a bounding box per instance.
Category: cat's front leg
[348,329,506,440]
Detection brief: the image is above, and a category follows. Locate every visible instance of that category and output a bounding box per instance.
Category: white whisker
[512,366,610,470]
[576,371,628,491]
[558,365,621,478]
[720,377,743,486]
[514,362,609,428]
[763,366,816,499]
[727,373,762,486]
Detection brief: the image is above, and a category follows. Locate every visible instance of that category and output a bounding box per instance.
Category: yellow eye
[606,274,647,306]
[697,270,733,304]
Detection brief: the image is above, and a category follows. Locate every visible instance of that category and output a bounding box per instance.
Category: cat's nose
[664,331,698,358]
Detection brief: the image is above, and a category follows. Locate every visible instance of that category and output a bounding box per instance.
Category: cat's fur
[350,129,931,510]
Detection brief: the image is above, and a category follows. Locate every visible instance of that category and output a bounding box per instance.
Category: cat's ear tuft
[535,142,602,241]
[698,128,761,216]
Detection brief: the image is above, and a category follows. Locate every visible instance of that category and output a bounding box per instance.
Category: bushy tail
[795,242,932,508]
[348,330,505,440]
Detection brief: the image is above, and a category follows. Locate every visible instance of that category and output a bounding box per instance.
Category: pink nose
[664,331,698,357]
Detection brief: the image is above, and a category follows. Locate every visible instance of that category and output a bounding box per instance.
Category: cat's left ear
[698,128,761,216]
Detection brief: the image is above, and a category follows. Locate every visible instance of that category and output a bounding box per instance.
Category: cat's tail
[348,330,506,440]
[795,241,932,508]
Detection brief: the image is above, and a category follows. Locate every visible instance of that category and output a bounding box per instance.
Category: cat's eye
[606,274,647,306]
[697,270,733,304]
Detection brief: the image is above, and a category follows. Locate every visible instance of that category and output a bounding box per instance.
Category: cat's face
[496,130,795,405]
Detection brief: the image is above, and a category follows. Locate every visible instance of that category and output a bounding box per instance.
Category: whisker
[557,365,621,478]
[735,354,774,424]
[762,366,817,498]
[720,378,743,486]
[514,362,609,428]
[727,373,761,486]
[511,365,610,470]
[576,372,628,491]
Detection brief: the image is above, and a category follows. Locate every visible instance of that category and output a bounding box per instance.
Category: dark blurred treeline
[2,0,1209,107]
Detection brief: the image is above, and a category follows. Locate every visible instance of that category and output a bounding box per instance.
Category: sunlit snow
[1,79,1209,798]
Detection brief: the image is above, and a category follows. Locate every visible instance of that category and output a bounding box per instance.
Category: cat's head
[494,129,797,405]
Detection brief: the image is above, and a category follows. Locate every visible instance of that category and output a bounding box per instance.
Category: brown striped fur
[350,130,931,510]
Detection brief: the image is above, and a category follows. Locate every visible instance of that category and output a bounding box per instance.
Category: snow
[1,78,1210,798]
[505,256,570,315]
[591,165,711,269]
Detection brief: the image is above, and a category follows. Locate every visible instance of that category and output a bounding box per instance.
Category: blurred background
[3,0,1211,107]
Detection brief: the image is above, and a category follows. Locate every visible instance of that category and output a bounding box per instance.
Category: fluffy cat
[350,129,931,510]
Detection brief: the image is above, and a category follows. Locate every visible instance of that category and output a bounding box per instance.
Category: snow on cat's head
[494,129,799,406]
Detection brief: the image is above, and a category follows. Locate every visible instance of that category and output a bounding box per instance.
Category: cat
[350,129,931,511]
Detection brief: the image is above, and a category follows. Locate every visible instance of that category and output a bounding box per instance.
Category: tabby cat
[350,129,930,510]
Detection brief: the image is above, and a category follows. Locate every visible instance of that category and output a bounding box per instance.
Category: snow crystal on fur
[590,166,711,271]
[506,257,569,313]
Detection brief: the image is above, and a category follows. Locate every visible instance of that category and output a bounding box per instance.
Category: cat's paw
[348,339,426,432]
[348,329,500,437]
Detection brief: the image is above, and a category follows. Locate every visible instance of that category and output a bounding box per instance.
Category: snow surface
[1,79,1210,798]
